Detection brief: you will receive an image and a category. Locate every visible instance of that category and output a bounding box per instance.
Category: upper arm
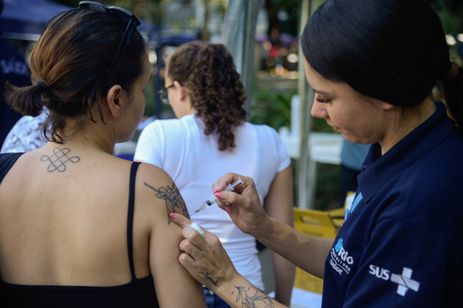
[149,218,204,307]
[138,164,204,307]
[263,166,294,226]
[262,125,293,225]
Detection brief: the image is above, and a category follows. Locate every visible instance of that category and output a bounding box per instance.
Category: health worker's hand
[213,173,271,238]
[168,213,238,292]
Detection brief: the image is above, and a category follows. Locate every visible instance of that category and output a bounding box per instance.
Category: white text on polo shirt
[329,238,354,275]
[369,265,420,296]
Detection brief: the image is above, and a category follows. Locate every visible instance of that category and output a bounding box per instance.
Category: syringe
[193,178,244,214]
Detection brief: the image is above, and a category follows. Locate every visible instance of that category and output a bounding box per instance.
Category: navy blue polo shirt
[322,102,463,307]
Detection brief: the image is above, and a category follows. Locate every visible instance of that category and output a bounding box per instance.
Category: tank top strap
[127,161,141,282]
[0,153,23,183]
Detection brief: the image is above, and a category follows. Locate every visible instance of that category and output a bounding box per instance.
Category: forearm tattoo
[40,147,80,173]
[144,182,190,223]
[202,271,219,287]
[234,285,274,308]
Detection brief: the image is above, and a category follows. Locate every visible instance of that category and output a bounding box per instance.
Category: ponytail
[5,82,46,116]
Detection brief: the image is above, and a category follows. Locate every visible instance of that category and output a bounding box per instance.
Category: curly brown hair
[167,41,246,151]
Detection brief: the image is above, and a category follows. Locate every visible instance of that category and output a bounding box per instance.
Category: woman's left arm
[263,166,295,306]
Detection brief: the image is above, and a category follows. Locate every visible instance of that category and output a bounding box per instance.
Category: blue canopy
[1,0,70,40]
[0,0,158,42]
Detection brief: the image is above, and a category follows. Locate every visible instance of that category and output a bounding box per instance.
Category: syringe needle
[193,177,243,214]
[194,199,216,214]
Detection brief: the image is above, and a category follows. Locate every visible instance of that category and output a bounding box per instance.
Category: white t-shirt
[1,111,48,153]
[135,114,290,289]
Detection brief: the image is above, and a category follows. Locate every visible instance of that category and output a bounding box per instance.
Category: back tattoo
[41,147,80,173]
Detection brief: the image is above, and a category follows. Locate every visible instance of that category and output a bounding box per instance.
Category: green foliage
[314,164,341,210]
[264,0,300,36]
[430,0,462,35]
[249,86,295,130]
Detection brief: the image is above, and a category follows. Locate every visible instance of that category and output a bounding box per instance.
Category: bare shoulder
[135,163,190,226]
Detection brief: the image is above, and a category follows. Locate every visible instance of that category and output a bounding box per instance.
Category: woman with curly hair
[134,40,295,307]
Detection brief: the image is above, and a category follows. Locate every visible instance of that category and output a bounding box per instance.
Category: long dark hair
[167,41,247,151]
[301,0,463,128]
[5,8,146,143]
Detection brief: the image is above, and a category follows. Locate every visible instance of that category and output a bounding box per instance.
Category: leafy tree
[264,0,299,37]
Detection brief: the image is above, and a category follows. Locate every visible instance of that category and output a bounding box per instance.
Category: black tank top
[0,155,159,307]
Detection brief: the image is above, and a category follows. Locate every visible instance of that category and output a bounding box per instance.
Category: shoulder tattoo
[144,181,190,224]
[40,147,80,173]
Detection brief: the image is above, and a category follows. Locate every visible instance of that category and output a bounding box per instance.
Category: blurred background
[1,0,462,211]
[2,1,462,304]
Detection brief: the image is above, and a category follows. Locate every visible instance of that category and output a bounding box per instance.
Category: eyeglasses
[158,84,174,105]
[78,1,141,75]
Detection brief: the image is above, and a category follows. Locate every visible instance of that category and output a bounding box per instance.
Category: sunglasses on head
[78,1,141,75]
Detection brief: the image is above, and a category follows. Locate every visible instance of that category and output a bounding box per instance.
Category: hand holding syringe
[193,178,244,214]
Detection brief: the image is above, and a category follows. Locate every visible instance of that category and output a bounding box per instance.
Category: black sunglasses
[78,1,141,75]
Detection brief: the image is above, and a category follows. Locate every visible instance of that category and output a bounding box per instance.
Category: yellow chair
[293,207,344,293]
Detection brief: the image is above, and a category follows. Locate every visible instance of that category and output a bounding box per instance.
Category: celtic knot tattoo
[144,182,190,224]
[41,147,80,173]
[234,285,274,308]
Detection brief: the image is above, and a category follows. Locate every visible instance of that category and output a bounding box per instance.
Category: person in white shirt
[134,40,295,307]
[1,111,48,153]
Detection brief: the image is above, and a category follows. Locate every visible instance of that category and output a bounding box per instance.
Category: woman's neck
[57,120,115,155]
[380,98,436,154]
